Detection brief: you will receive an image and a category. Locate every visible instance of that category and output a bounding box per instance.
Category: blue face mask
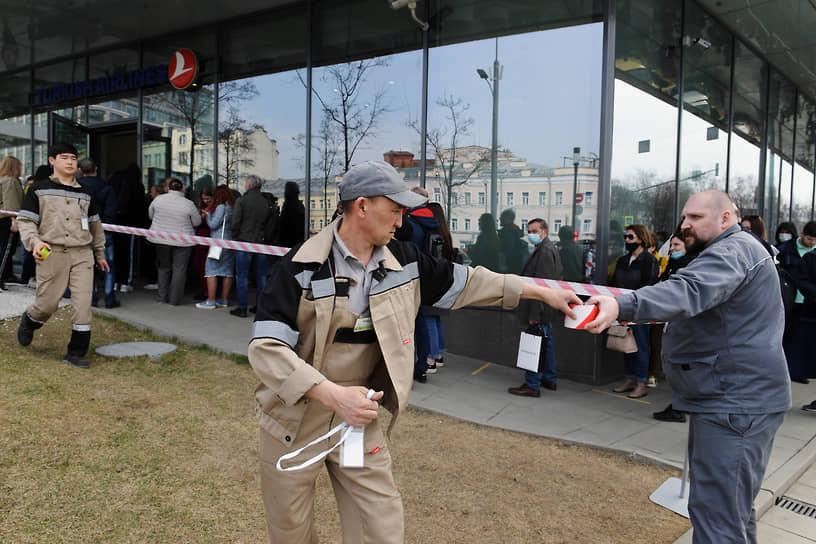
[670,251,684,260]
[527,233,542,245]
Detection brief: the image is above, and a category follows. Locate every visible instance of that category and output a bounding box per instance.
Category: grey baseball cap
[338,160,428,209]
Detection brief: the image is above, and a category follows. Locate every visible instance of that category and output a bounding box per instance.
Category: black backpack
[777,264,797,325]
[424,230,445,260]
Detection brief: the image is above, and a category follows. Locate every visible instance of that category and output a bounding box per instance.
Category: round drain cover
[96,341,177,360]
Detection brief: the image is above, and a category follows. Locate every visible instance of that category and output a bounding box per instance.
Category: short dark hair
[78,158,96,175]
[168,177,184,191]
[803,220,816,237]
[528,218,548,231]
[48,142,78,158]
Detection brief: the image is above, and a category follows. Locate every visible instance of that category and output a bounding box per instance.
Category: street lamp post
[571,146,580,240]
[477,38,502,220]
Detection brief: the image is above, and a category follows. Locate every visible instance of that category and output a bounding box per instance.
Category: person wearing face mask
[609,224,659,399]
[778,220,816,384]
[775,221,798,248]
[508,218,564,397]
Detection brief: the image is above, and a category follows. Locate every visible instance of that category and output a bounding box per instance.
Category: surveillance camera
[683,35,711,50]
[389,0,413,9]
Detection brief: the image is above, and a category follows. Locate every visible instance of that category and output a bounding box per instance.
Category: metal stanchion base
[649,476,690,518]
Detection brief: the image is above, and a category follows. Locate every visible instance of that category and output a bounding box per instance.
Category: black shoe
[508,384,541,397]
[249,306,257,314]
[803,401,816,412]
[230,307,248,318]
[63,353,89,368]
[541,380,557,391]
[17,312,40,347]
[653,404,686,422]
[792,378,810,384]
[414,373,427,383]
[105,301,121,309]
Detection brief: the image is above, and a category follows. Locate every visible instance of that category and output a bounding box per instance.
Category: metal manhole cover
[96,341,177,360]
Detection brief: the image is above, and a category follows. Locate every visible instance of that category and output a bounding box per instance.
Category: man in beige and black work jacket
[248,160,580,544]
[16,143,108,368]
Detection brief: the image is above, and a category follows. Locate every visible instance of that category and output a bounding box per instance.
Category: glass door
[142,125,172,190]
[48,113,91,159]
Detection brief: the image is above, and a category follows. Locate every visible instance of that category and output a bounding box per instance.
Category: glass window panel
[791,93,814,229]
[678,3,730,201]
[764,69,796,230]
[728,40,764,218]
[313,0,423,67]
[33,58,87,111]
[429,24,602,273]
[143,84,215,191]
[611,0,682,277]
[221,4,307,80]
[219,70,305,226]
[0,113,33,176]
[311,49,421,232]
[0,70,30,118]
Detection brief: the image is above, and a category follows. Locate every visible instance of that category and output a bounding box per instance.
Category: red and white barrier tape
[4,208,657,323]
[2,209,289,257]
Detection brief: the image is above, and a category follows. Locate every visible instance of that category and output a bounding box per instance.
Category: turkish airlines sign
[168,48,198,90]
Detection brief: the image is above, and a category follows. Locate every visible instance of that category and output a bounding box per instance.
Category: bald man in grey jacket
[586,190,791,544]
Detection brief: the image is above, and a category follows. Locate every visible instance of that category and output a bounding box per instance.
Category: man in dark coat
[230,174,271,317]
[78,159,120,308]
[275,181,306,250]
[508,218,564,396]
[558,224,584,282]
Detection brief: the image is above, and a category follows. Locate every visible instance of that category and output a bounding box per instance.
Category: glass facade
[0,0,813,280]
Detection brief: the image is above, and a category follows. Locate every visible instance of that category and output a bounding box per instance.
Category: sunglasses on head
[624,234,636,240]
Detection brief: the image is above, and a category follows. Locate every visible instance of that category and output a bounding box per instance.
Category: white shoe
[647,376,657,388]
[120,284,134,293]
[27,279,37,289]
[143,283,158,290]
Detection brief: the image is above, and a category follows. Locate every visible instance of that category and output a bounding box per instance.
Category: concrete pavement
[4,283,813,543]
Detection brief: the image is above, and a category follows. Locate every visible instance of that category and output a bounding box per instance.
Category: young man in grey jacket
[585,190,791,544]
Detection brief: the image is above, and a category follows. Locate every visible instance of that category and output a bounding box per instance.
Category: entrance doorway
[48,113,171,187]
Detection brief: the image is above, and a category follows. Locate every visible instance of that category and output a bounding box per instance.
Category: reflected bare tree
[298,59,391,172]
[408,94,490,224]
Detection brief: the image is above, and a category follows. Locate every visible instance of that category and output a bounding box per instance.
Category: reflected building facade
[1,0,815,380]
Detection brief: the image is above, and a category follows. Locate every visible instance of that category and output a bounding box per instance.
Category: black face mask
[625,242,640,253]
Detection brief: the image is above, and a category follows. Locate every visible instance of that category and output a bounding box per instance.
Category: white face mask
[778,233,793,243]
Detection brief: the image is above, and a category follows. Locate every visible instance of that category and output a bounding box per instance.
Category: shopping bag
[516,327,543,372]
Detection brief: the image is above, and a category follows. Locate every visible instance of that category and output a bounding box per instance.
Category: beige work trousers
[259,292,404,544]
[28,245,94,328]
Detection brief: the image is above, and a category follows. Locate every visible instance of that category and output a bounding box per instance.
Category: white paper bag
[516,331,542,372]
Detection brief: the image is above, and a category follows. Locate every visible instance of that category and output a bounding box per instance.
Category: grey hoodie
[616,224,791,414]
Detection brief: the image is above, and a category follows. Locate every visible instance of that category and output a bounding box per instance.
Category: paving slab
[760,505,816,540]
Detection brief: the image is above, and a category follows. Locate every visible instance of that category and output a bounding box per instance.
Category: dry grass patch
[0,308,689,543]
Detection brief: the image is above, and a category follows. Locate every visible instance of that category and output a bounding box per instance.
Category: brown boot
[613,378,636,393]
[628,382,648,399]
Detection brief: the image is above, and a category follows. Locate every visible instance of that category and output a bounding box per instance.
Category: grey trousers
[155,244,192,305]
[688,411,785,544]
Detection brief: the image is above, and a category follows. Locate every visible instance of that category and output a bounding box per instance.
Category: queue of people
[5,147,813,544]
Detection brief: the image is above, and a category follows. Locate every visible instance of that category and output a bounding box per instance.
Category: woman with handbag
[196,185,235,310]
[609,224,659,398]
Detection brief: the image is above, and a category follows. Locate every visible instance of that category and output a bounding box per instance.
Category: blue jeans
[523,322,557,388]
[624,324,650,383]
[414,307,446,376]
[235,250,267,310]
[92,234,117,306]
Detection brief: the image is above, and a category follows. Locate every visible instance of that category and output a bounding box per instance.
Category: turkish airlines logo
[168,48,198,90]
